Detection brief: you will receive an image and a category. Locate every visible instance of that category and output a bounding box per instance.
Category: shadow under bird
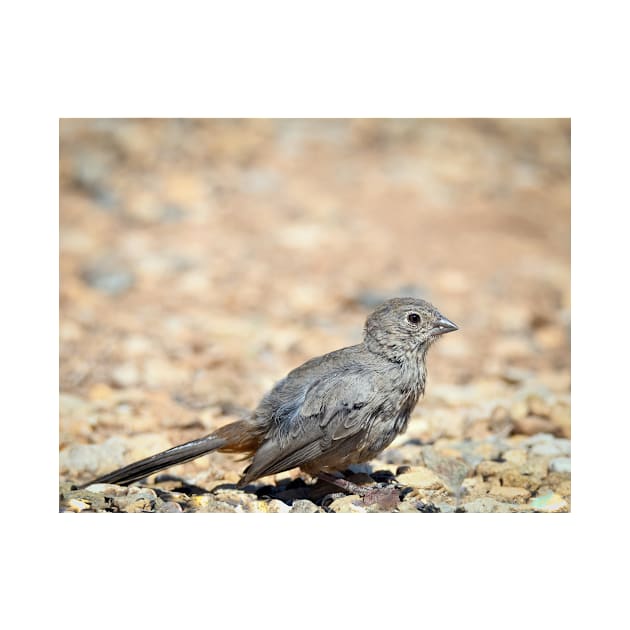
[81,297,458,496]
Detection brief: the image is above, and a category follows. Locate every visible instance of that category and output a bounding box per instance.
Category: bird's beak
[431,315,459,336]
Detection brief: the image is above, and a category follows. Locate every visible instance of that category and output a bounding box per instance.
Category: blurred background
[59,119,570,484]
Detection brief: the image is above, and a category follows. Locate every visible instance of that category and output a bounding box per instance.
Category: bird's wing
[238,370,378,484]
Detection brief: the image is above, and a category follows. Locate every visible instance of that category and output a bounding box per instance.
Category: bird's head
[364,297,458,361]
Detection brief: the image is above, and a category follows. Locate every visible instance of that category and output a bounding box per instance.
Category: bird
[80,297,458,496]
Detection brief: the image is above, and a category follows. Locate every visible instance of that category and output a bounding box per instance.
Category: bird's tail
[79,420,261,488]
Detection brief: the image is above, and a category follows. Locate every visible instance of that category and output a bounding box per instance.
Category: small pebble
[500,368,532,384]
[397,467,444,490]
[290,500,321,513]
[189,495,212,510]
[520,457,549,480]
[502,449,527,466]
[255,499,291,513]
[509,399,529,421]
[489,486,531,503]
[550,402,571,429]
[527,394,551,417]
[534,325,566,350]
[476,460,513,477]
[549,457,571,473]
[157,501,184,513]
[328,495,366,513]
[397,501,424,513]
[461,498,512,513]
[83,483,127,495]
[530,491,568,512]
[81,256,135,295]
[111,363,140,388]
[513,416,556,436]
[67,499,90,512]
[530,440,570,457]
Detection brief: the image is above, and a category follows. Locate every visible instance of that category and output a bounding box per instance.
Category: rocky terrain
[59,119,570,513]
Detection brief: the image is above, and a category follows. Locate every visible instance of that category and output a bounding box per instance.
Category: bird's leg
[316,471,401,508]
[316,471,367,495]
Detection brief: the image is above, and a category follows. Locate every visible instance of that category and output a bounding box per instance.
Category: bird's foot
[316,471,401,509]
[361,485,401,509]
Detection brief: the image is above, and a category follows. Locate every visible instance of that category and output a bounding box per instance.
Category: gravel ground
[59,119,570,513]
[60,431,570,513]
[59,377,570,513]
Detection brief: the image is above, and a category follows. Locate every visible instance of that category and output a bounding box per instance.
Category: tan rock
[189,495,212,510]
[513,415,556,436]
[83,483,127,496]
[534,325,566,350]
[520,456,550,480]
[554,480,572,498]
[550,402,571,437]
[328,495,366,513]
[476,461,514,478]
[489,486,531,503]
[88,383,115,401]
[501,469,541,492]
[527,394,551,418]
[509,399,529,421]
[502,449,527,466]
[111,363,140,388]
[397,466,445,490]
[472,442,500,461]
[67,499,90,512]
[461,476,490,499]
[398,501,426,513]
[266,499,292,513]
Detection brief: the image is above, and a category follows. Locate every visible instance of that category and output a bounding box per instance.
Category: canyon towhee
[81,297,458,495]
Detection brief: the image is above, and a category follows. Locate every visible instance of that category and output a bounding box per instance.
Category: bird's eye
[407,312,421,325]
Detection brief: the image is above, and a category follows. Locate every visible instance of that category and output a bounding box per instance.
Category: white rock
[549,457,571,473]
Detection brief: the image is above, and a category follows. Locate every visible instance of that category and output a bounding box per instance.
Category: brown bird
[81,298,458,495]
